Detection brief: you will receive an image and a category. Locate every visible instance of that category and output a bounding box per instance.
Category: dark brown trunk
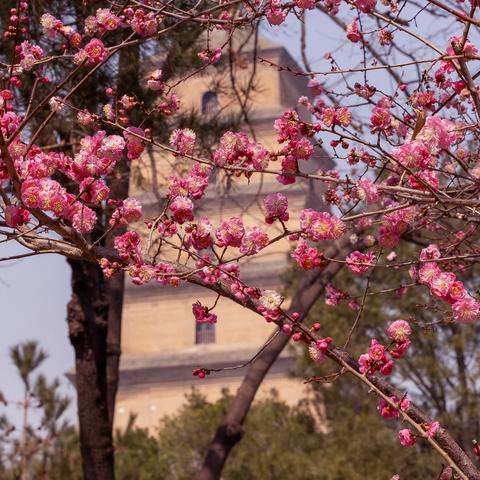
[67,260,114,480]
[64,43,140,474]
[105,273,125,429]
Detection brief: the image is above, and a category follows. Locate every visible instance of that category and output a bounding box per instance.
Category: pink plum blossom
[346,251,375,274]
[130,9,158,37]
[346,19,362,43]
[354,0,376,12]
[263,193,289,224]
[377,396,410,419]
[240,227,269,255]
[192,301,217,324]
[418,262,441,285]
[147,69,164,91]
[419,244,441,262]
[114,231,142,262]
[426,421,440,438]
[169,196,194,224]
[387,320,412,343]
[308,337,332,363]
[299,209,345,241]
[109,197,142,227]
[123,127,146,160]
[215,217,245,248]
[357,179,379,204]
[82,39,108,65]
[4,205,30,227]
[452,297,480,323]
[398,429,416,447]
[291,239,324,270]
[169,128,196,156]
[266,0,287,25]
[95,8,121,31]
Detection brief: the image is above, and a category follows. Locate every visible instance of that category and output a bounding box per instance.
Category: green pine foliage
[114,389,326,480]
[0,341,82,480]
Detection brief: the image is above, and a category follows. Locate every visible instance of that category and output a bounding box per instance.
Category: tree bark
[197,238,352,480]
[105,272,125,429]
[67,260,114,480]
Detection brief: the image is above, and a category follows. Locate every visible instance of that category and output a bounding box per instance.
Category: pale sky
[0,242,75,424]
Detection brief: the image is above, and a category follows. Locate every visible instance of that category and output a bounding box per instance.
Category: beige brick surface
[116,37,332,430]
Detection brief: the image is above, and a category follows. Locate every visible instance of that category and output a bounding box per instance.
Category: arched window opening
[201,91,220,115]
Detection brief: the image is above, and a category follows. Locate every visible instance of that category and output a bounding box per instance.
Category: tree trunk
[67,260,114,480]
[64,42,140,476]
[105,273,125,429]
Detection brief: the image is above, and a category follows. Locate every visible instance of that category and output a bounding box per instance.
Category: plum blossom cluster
[378,207,417,249]
[257,289,284,321]
[273,109,319,184]
[109,198,142,228]
[4,204,30,228]
[325,283,349,306]
[212,131,270,176]
[346,250,375,275]
[36,6,161,71]
[356,179,379,204]
[413,245,480,323]
[390,116,461,194]
[398,422,440,447]
[0,114,148,234]
[4,7,480,477]
[358,319,412,376]
[377,395,410,420]
[192,301,217,324]
[299,209,345,241]
[263,193,289,224]
[169,128,196,156]
[291,239,325,270]
[308,336,333,363]
[109,231,181,286]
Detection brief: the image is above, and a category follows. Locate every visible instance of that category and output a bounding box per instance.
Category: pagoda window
[195,322,216,344]
[201,91,219,115]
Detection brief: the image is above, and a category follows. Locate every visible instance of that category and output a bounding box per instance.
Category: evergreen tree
[0,341,80,480]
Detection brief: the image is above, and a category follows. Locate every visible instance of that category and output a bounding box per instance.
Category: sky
[0,5,456,428]
[0,242,75,425]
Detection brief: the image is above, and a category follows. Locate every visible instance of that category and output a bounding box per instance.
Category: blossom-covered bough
[2,0,480,479]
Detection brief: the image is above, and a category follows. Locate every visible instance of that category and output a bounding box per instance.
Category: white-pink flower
[398,428,416,447]
[387,320,412,343]
[452,297,480,323]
